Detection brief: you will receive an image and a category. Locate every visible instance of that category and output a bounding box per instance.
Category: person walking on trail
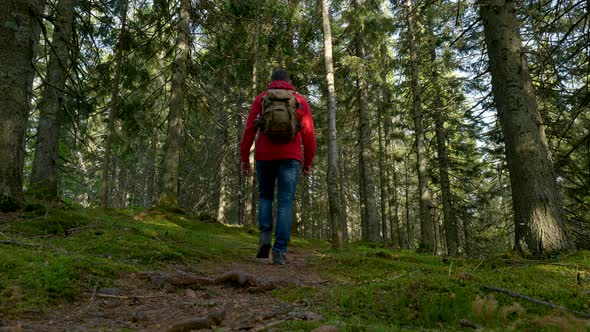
[240,69,316,265]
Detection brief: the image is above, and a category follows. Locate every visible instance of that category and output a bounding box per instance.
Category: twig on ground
[479,284,590,318]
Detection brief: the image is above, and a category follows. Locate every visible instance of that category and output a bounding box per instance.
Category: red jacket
[240,80,316,168]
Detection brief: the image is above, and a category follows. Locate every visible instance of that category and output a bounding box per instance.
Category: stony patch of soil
[0,247,327,332]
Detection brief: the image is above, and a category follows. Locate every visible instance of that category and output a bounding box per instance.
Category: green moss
[0,206,261,313]
[2,206,589,330]
[305,244,590,330]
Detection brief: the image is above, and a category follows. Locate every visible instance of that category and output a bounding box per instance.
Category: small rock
[129,311,149,323]
[185,289,197,298]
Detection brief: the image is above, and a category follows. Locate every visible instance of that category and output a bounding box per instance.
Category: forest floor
[2,247,328,331]
[1,205,590,331]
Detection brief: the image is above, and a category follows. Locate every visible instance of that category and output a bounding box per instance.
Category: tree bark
[378,108,389,243]
[354,0,380,242]
[321,0,343,249]
[29,0,75,200]
[217,92,229,224]
[158,0,190,207]
[339,146,349,242]
[381,50,401,248]
[429,34,459,256]
[0,0,43,210]
[406,0,434,252]
[145,133,157,207]
[480,0,573,256]
[404,153,412,248]
[101,0,128,208]
[244,0,261,227]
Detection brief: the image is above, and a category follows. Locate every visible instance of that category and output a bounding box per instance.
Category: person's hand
[302,165,311,175]
[242,162,252,177]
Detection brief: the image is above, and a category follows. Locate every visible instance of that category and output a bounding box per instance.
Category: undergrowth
[276,245,590,331]
[0,204,257,314]
[1,205,589,331]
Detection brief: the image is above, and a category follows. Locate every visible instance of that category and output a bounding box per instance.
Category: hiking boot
[272,252,287,265]
[256,244,271,259]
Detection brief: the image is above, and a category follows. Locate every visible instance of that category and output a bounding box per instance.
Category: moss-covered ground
[1,205,589,331]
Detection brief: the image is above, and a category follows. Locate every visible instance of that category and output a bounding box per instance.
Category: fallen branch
[479,284,590,318]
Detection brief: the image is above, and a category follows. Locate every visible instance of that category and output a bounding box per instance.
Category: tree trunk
[429,32,459,256]
[0,0,43,211]
[145,133,157,207]
[378,109,389,243]
[354,0,380,242]
[480,0,573,256]
[339,146,349,242]
[404,153,412,248]
[321,0,343,249]
[406,0,434,252]
[101,0,128,208]
[29,0,75,200]
[236,102,245,225]
[158,0,190,207]
[244,0,261,227]
[217,92,229,224]
[381,51,401,248]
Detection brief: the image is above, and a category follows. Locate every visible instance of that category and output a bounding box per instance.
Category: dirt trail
[1,247,328,332]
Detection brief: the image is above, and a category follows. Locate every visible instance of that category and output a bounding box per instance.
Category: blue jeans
[256,159,301,254]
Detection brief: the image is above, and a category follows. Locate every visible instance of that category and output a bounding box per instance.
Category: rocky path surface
[1,247,331,332]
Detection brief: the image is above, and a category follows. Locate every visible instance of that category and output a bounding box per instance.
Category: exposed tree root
[147,270,288,292]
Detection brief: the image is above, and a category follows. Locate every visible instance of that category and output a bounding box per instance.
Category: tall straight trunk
[480,0,572,256]
[217,92,229,223]
[378,110,389,243]
[381,53,401,248]
[406,0,434,252]
[404,153,412,248]
[101,0,128,208]
[236,101,246,225]
[339,146,349,242]
[354,0,380,242]
[29,0,75,200]
[76,151,90,206]
[301,175,310,237]
[145,133,157,206]
[429,35,459,256]
[321,0,343,249]
[0,0,43,210]
[158,0,190,207]
[388,163,401,248]
[434,104,458,255]
[118,163,128,207]
[245,2,260,226]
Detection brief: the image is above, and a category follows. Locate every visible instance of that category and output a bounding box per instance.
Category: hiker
[240,69,316,265]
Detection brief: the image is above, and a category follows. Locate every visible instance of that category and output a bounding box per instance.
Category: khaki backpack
[255,89,302,144]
